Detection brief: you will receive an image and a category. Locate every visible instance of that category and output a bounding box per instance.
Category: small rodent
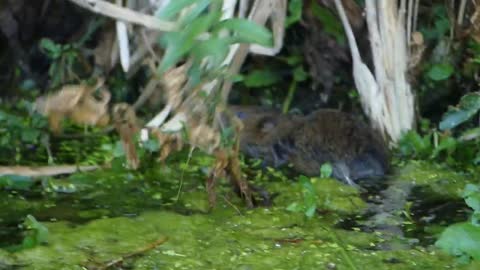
[228,106,389,185]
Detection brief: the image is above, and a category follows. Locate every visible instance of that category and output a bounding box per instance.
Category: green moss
[1,156,479,269]
[395,160,473,200]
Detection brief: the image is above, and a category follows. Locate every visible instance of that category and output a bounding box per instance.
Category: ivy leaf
[427,63,454,81]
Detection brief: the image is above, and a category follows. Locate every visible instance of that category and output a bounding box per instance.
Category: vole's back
[289,110,389,184]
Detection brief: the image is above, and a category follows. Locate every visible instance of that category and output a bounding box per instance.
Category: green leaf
[311,2,345,44]
[439,110,471,130]
[214,18,273,47]
[439,93,480,130]
[178,0,214,26]
[23,215,49,245]
[113,140,126,157]
[466,195,480,214]
[459,127,480,141]
[143,139,160,152]
[320,163,333,178]
[299,175,317,218]
[398,131,432,158]
[282,54,303,66]
[39,38,61,56]
[243,69,281,88]
[293,66,308,82]
[463,184,480,198]
[286,202,302,212]
[286,0,303,27]
[7,215,49,251]
[431,136,456,158]
[0,175,35,190]
[463,184,480,213]
[427,63,454,81]
[191,37,231,69]
[21,128,40,143]
[436,222,480,261]
[159,12,220,72]
[155,0,198,20]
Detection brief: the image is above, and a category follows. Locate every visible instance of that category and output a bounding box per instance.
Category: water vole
[228,106,389,185]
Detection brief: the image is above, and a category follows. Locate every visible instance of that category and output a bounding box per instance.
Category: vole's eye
[236,111,247,119]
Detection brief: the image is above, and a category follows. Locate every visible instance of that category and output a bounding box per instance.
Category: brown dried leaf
[408,31,425,70]
[113,103,140,169]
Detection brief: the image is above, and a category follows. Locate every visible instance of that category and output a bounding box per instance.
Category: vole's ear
[257,116,277,134]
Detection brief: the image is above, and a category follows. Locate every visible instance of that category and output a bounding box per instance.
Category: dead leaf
[35,79,111,134]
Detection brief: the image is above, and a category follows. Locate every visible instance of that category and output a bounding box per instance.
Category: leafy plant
[436,184,480,263]
[286,175,318,218]
[39,20,101,88]
[40,38,83,88]
[398,91,480,167]
[0,103,49,163]
[6,215,49,252]
[320,163,333,178]
[281,54,308,113]
[156,0,273,77]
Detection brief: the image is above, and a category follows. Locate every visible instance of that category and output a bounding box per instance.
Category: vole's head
[224,106,302,167]
[228,106,285,143]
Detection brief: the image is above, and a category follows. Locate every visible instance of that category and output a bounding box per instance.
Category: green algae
[0,158,479,269]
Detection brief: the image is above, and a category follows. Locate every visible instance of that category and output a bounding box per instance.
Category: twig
[115,0,130,72]
[133,77,160,110]
[0,165,100,177]
[458,0,468,25]
[67,0,176,31]
[95,237,169,270]
[222,195,243,215]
